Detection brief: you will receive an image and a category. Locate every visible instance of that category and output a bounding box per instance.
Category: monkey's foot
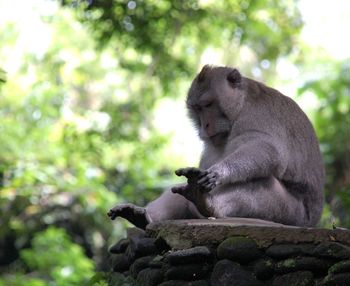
[107,203,150,230]
[171,184,191,196]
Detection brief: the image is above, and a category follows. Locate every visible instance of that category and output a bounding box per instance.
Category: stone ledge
[108,218,350,285]
[146,218,350,249]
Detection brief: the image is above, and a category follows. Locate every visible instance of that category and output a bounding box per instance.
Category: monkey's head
[187,65,246,146]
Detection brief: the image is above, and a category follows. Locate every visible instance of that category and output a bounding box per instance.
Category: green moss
[328,260,350,274]
[281,258,297,268]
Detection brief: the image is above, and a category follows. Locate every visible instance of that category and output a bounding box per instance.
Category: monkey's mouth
[209,132,229,145]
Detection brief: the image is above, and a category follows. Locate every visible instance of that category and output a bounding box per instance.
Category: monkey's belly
[208,178,306,226]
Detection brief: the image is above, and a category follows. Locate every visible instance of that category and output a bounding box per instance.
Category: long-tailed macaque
[108,65,325,229]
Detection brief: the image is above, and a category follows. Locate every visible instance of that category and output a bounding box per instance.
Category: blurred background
[0,0,350,285]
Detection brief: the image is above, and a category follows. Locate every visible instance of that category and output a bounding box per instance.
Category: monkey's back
[241,78,325,225]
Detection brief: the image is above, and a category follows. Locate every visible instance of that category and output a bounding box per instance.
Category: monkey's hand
[174,167,217,192]
[197,169,220,191]
[173,167,214,217]
[175,167,203,188]
[107,203,151,230]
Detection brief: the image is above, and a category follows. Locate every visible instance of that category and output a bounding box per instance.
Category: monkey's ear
[227,69,242,87]
[197,65,211,82]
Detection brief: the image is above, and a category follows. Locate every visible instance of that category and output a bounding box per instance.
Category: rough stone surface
[111,253,130,272]
[146,218,350,249]
[210,259,263,286]
[272,271,314,286]
[136,268,163,286]
[130,255,154,278]
[109,238,129,254]
[217,236,262,263]
[159,280,208,286]
[127,237,157,260]
[108,272,135,285]
[328,259,350,274]
[251,258,275,280]
[165,263,210,281]
[323,273,350,286]
[265,243,315,258]
[166,246,213,265]
[149,255,164,268]
[127,227,146,239]
[276,256,330,274]
[312,241,350,259]
[108,219,350,286]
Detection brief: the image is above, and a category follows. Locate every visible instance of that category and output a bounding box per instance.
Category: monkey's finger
[197,170,209,178]
[207,172,217,179]
[171,185,187,194]
[175,168,187,176]
[202,184,213,191]
[203,179,218,189]
[185,167,202,176]
[107,211,117,220]
[197,177,209,185]
[202,181,213,188]
[175,167,198,176]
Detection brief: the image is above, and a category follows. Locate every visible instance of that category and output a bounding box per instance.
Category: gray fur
[109,65,325,228]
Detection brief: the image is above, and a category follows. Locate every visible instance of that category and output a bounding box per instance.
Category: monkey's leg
[210,177,308,226]
[146,189,205,221]
[108,189,205,229]
[108,203,151,229]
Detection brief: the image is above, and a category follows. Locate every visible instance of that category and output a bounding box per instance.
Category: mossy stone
[272,271,314,286]
[217,236,261,263]
[328,259,350,274]
[276,257,330,274]
[252,258,275,280]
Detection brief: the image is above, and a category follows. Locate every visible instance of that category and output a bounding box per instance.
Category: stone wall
[108,218,350,286]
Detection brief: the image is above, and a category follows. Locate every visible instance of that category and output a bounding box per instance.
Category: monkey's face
[186,65,245,146]
[188,95,231,146]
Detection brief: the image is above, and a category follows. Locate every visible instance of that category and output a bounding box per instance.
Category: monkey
[108,65,325,229]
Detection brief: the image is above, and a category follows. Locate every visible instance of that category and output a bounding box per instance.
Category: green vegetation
[0,0,349,284]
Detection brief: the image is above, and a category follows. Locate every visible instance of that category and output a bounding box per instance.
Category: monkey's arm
[200,138,287,187]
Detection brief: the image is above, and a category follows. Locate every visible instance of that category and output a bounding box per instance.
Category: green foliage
[62,0,302,87]
[0,276,47,286]
[87,272,109,286]
[1,0,326,283]
[299,60,350,226]
[0,227,94,286]
[21,227,94,285]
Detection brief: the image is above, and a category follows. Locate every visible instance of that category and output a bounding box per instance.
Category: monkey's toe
[175,167,202,177]
[107,210,117,220]
[171,185,189,195]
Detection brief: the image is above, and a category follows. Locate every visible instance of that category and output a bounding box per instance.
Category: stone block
[276,256,330,274]
[109,238,129,254]
[265,243,315,259]
[210,259,263,286]
[165,263,210,281]
[136,268,163,286]
[312,242,350,259]
[217,236,262,263]
[272,271,314,286]
[166,246,213,265]
[130,255,154,278]
[251,257,275,280]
